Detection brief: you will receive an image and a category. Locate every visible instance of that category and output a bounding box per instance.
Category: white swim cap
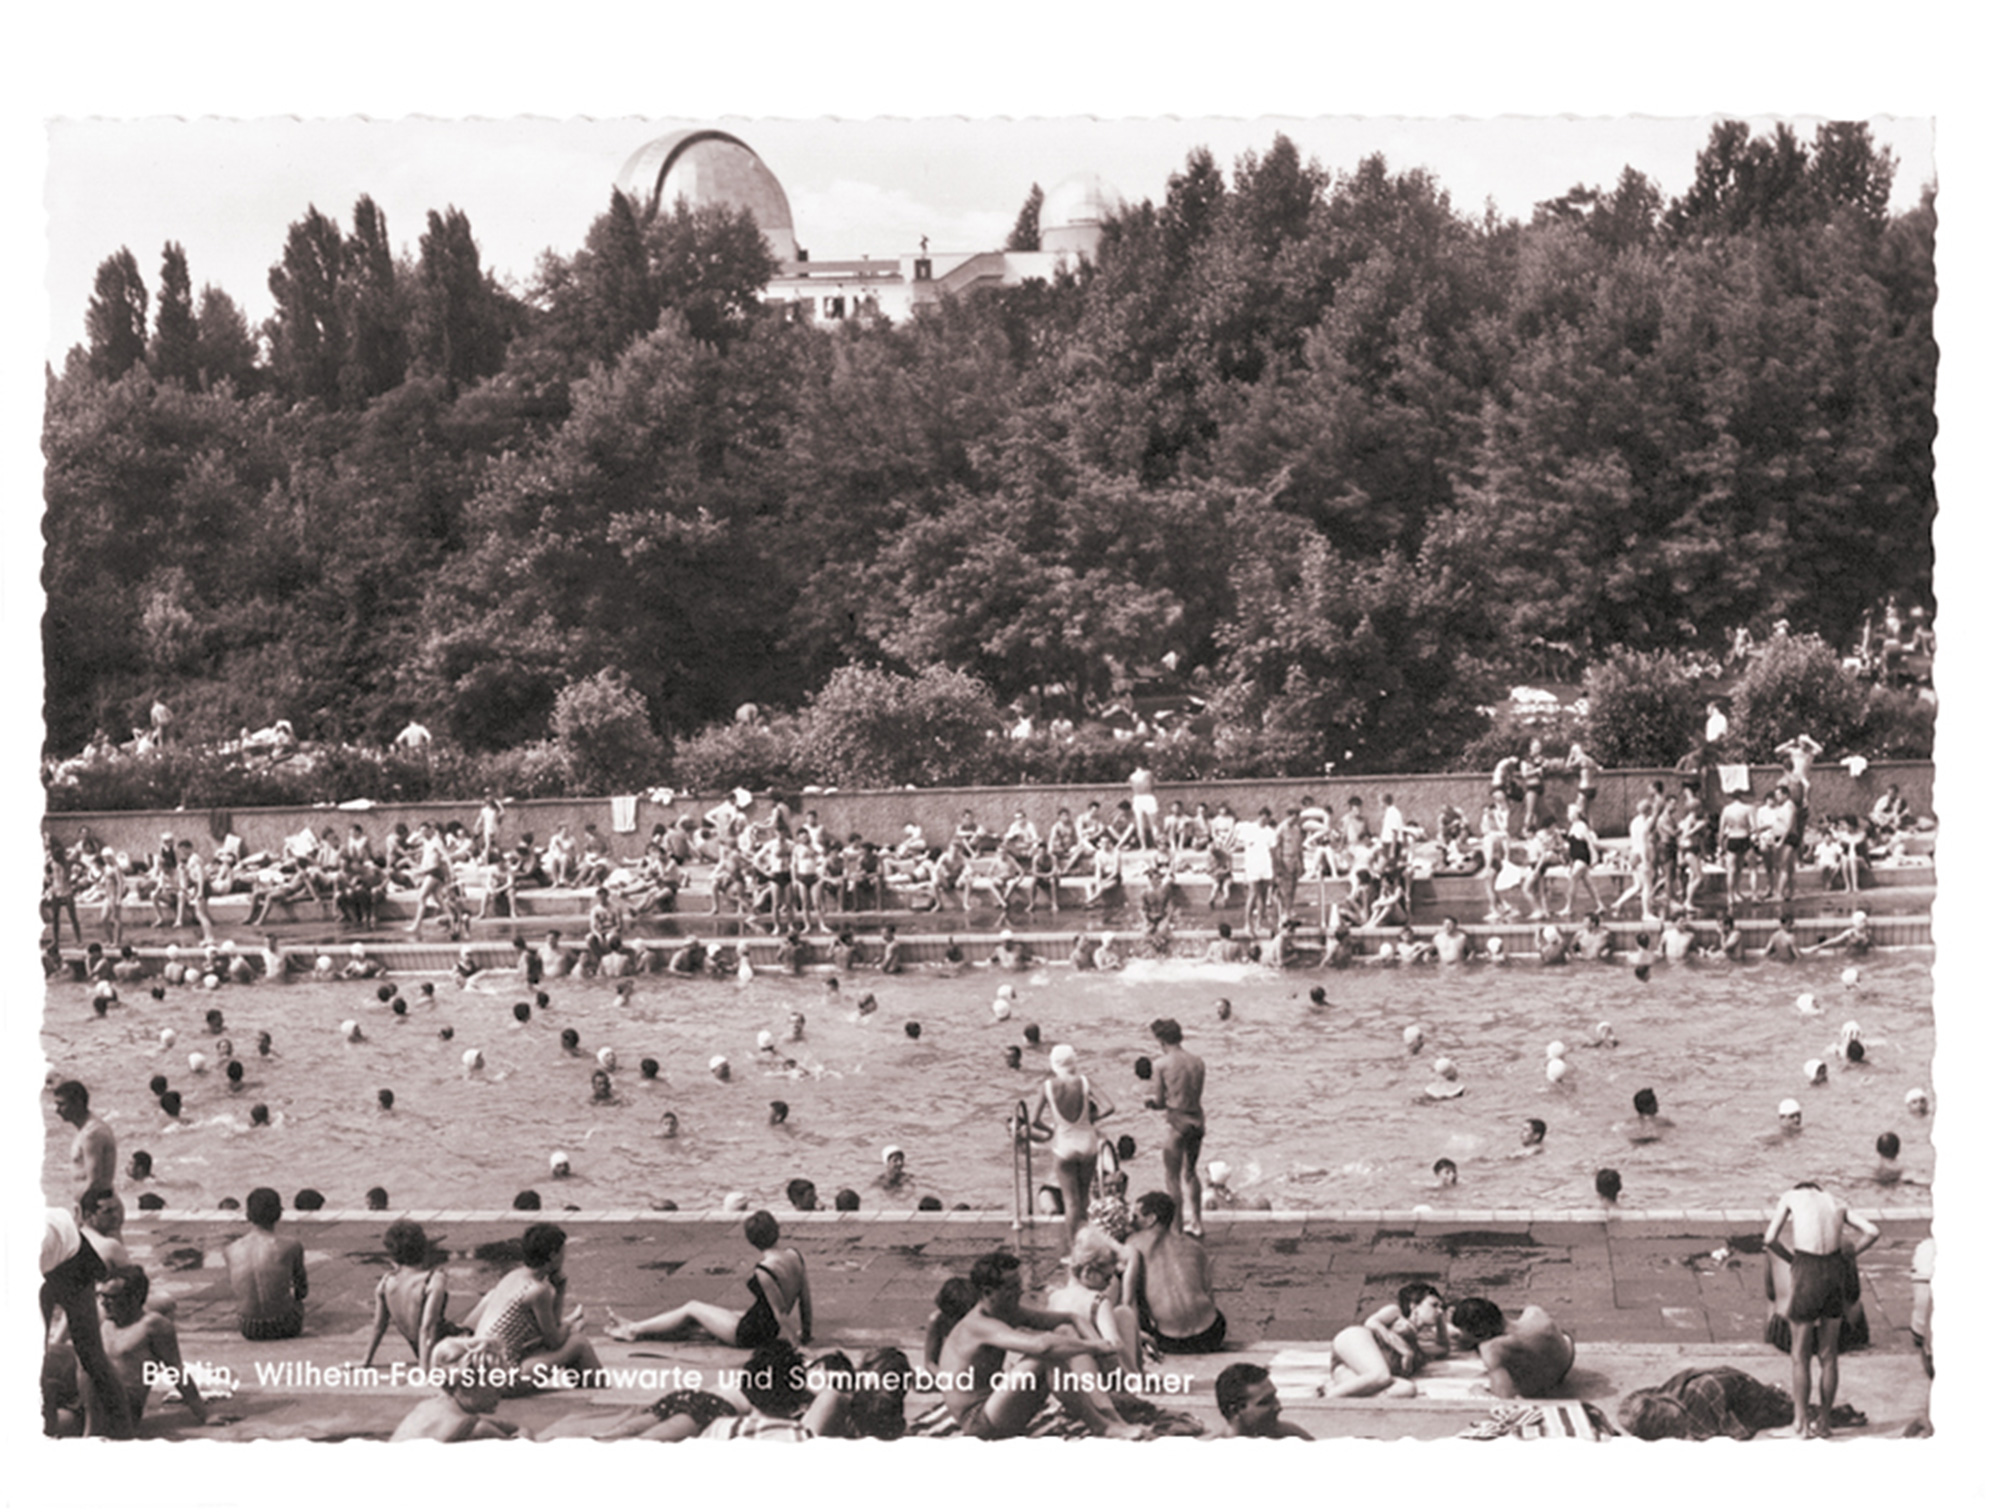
[1208,1161,1231,1185]
[159,1028,177,1048]
[1805,1059,1828,1084]
[709,1054,730,1072]
[202,974,220,990]
[1546,1040,1567,1062]
[1049,1044,1079,1075]
[996,984,1016,1000]
[991,999,1012,1020]
[1595,1021,1615,1044]
[1432,1056,1457,1079]
[756,1030,775,1051]
[596,1047,618,1070]
[722,1191,751,1212]
[1839,1019,1862,1043]
[187,1052,208,1073]
[1545,1058,1568,1083]
[349,942,366,956]
[882,1144,904,1164]
[165,945,180,959]
[340,1019,361,1040]
[1906,1088,1930,1113]
[1778,1098,1803,1118]
[315,955,333,973]
[1000,928,1014,941]
[462,1048,484,1070]
[1486,936,1506,955]
[1841,966,1860,988]
[1403,1025,1425,1047]
[1795,992,1820,1015]
[550,1150,570,1173]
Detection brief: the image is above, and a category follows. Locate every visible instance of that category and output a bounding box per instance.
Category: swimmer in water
[1764,912,1800,962]
[1431,1157,1458,1188]
[1568,911,1613,962]
[1433,916,1471,964]
[1510,1118,1547,1158]
[854,993,878,1020]
[709,1056,731,1082]
[785,1010,806,1043]
[1873,1132,1905,1185]
[1595,1168,1623,1204]
[1205,921,1248,964]
[1620,1088,1674,1143]
[590,1070,615,1103]
[1068,933,1095,971]
[1092,932,1124,972]
[878,926,904,976]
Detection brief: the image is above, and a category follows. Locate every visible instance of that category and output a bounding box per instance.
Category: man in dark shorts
[1143,1017,1207,1234]
[223,1186,308,1340]
[1123,1191,1225,1353]
[1762,1180,1880,1437]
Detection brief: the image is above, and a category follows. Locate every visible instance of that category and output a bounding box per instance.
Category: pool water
[42,954,1935,1214]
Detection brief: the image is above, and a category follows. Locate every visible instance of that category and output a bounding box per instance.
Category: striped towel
[1458,1401,1614,1440]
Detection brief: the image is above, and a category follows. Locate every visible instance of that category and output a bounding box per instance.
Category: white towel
[610,795,638,833]
[1717,763,1751,794]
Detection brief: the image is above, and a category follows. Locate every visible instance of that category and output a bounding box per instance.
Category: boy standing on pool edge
[1143,1018,1207,1236]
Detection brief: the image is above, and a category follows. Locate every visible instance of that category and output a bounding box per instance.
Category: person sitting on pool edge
[223,1187,308,1341]
[1122,1191,1225,1354]
[362,1218,463,1372]
[1447,1297,1575,1398]
[606,1210,811,1349]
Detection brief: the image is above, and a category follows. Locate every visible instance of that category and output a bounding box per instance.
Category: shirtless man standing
[1762,1181,1880,1437]
[1447,1298,1575,1398]
[936,1251,1141,1439]
[54,1081,117,1201]
[224,1187,309,1340]
[1143,1018,1207,1234]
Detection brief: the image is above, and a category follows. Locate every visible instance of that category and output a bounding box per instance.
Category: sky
[43,113,1938,365]
[6,4,1993,1505]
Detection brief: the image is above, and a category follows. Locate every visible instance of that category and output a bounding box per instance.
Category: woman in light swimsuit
[462,1222,601,1395]
[1028,1045,1116,1245]
[606,1210,812,1348]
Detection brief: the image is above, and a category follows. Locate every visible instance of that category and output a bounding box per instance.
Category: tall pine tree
[149,242,199,387]
[84,248,148,380]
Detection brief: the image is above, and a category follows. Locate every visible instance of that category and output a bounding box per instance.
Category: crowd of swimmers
[43,985,1931,1440]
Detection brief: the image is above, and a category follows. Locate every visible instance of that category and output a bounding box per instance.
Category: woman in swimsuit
[361,1219,464,1372]
[462,1222,602,1395]
[1028,1045,1116,1245]
[606,1210,812,1348]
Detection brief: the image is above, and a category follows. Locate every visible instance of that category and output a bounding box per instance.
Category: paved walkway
[107,1206,1931,1441]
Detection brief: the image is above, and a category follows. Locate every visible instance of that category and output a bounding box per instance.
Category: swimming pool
[42,953,1934,1214]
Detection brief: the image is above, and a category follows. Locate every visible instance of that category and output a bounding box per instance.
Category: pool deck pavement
[111,1205,1933,1441]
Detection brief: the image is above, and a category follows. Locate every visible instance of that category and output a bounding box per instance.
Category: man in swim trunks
[1122,1191,1225,1353]
[223,1187,308,1340]
[1446,1297,1575,1398]
[1143,1017,1207,1233]
[936,1251,1142,1439]
[1762,1180,1880,1437]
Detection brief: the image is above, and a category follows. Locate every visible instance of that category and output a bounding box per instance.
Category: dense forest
[43,121,1936,800]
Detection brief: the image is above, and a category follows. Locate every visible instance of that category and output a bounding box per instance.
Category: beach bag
[1086,1143,1132,1240]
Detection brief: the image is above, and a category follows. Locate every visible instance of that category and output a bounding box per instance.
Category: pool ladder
[1010,1098,1035,1240]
